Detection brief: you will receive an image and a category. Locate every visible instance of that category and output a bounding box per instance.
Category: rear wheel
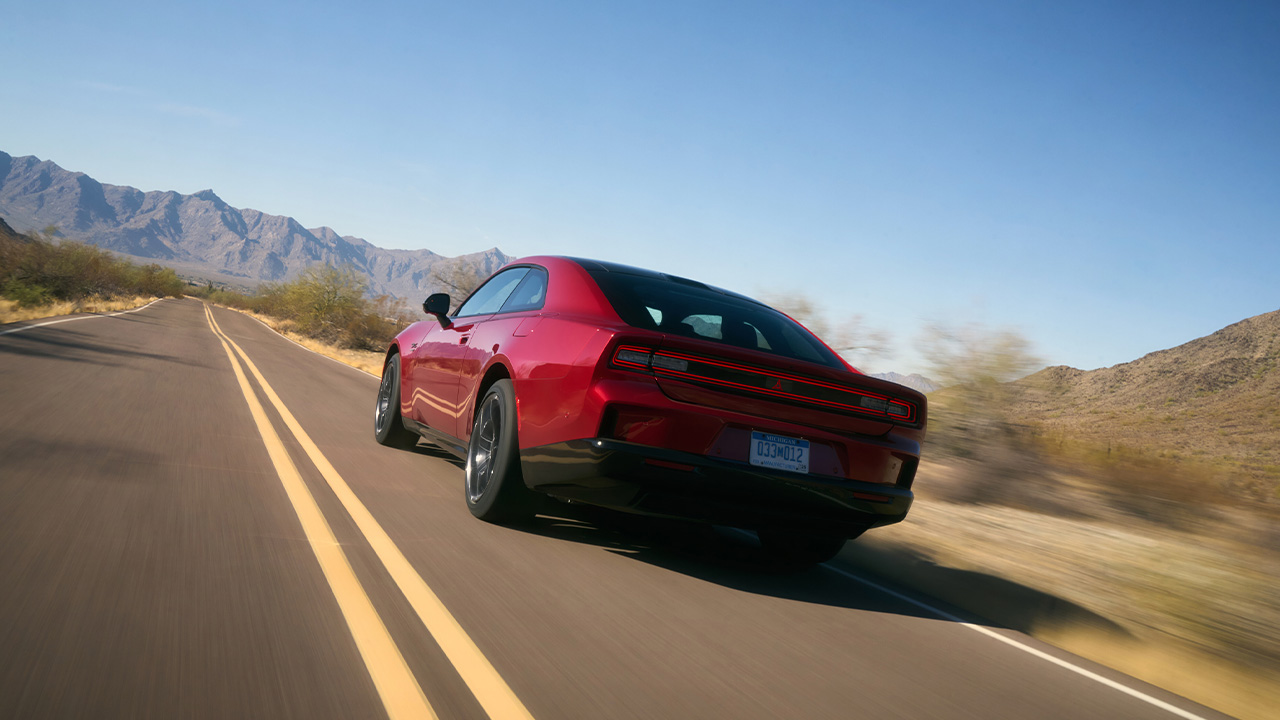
[374,354,418,449]
[465,379,535,523]
[756,529,850,570]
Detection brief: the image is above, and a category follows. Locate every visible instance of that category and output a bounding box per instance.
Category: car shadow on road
[519,501,1132,637]
[112,314,169,327]
[408,442,465,469]
[0,327,209,368]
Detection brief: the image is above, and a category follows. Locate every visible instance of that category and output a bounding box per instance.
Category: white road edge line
[0,298,168,336]
[820,563,1211,720]
[209,297,1211,720]
[722,527,1209,719]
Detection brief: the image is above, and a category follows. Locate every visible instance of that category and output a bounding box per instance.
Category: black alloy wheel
[464,379,535,523]
[374,354,418,449]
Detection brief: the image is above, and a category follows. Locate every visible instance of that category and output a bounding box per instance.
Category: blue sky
[3,0,1278,375]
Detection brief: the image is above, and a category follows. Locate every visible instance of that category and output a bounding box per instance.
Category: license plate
[749,431,810,473]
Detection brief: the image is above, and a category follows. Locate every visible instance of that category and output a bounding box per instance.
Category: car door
[404,267,530,439]
[456,267,550,433]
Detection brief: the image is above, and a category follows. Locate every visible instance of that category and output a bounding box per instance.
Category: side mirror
[423,293,452,327]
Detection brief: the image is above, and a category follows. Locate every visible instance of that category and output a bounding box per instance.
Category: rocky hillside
[0,215,20,242]
[870,371,940,393]
[0,151,509,300]
[1011,308,1280,496]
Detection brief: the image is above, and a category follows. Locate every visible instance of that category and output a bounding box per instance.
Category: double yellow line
[204,303,534,720]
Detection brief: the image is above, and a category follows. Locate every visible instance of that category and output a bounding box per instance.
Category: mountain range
[0,151,509,301]
[869,371,941,393]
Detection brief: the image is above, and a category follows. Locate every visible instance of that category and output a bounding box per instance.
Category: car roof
[556,256,767,307]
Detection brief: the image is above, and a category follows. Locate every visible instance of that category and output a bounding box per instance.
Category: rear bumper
[519,438,913,537]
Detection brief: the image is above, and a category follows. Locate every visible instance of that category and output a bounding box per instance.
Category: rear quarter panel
[459,313,615,448]
[455,257,627,447]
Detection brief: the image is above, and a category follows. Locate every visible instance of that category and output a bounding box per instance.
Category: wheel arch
[467,360,515,438]
[475,360,513,408]
[383,341,402,369]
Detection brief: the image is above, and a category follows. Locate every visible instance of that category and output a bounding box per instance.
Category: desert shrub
[0,226,184,304]
[345,294,413,351]
[191,263,414,351]
[280,265,368,342]
[917,322,1040,458]
[1,279,54,308]
[763,292,891,370]
[250,282,288,317]
[127,263,185,298]
[430,258,486,307]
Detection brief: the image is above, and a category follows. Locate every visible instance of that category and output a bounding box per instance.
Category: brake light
[612,346,692,373]
[611,345,919,424]
[613,347,653,369]
[650,354,690,372]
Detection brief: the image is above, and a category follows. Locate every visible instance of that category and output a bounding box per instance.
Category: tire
[465,379,536,523]
[756,529,849,570]
[374,354,419,450]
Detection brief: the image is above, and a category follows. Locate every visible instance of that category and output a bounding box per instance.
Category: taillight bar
[611,345,918,424]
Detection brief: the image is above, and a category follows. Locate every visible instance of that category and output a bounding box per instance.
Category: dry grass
[874,460,1280,720]
[1010,310,1280,504]
[0,295,161,325]
[214,300,1280,717]
[1037,626,1278,720]
[207,302,384,376]
[277,327,384,376]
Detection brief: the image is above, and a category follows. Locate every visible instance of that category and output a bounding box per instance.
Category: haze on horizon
[2,0,1277,376]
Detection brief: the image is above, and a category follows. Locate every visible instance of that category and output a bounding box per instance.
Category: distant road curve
[0,297,166,336]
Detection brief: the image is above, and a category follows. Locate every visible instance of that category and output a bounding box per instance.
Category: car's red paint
[394,258,617,445]
[384,256,927,540]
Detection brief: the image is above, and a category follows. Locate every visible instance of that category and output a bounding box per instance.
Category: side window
[752,324,772,350]
[675,313,768,350]
[498,267,548,313]
[680,314,722,339]
[455,268,530,318]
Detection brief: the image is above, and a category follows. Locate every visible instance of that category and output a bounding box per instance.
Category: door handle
[459,335,470,345]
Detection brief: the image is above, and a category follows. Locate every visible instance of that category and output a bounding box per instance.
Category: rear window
[587,270,843,369]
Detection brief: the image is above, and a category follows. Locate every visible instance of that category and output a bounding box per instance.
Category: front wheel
[465,379,535,523]
[374,354,418,449]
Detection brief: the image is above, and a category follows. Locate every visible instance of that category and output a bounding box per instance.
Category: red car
[374,257,926,565]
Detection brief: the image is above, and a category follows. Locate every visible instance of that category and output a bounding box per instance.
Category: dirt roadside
[837,462,1280,720]
[209,302,1280,720]
[0,295,161,326]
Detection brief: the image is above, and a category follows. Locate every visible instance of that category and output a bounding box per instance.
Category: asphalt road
[0,298,1233,720]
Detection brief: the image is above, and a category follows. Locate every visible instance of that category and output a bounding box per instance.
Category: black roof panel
[564,256,762,306]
